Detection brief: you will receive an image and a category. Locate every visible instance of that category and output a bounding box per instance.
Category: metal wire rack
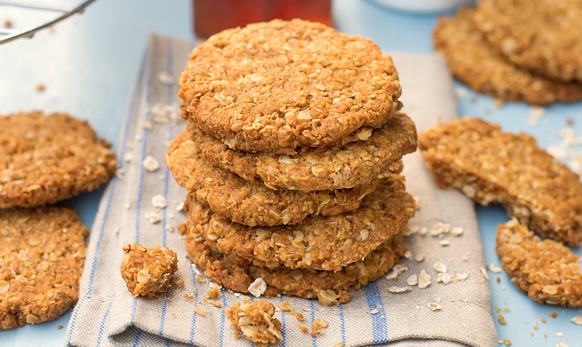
[0,0,95,45]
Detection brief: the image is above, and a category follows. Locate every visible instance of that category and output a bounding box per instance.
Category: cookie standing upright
[0,111,118,208]
[179,19,402,155]
[0,206,88,330]
[474,0,582,83]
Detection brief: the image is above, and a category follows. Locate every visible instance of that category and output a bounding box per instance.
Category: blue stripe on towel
[66,48,148,346]
[364,281,389,343]
[95,302,113,347]
[339,304,346,345]
[310,301,317,347]
[278,297,287,347]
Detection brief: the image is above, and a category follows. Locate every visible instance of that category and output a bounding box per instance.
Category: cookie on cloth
[474,0,582,83]
[0,111,117,208]
[433,8,582,105]
[0,206,88,330]
[166,131,378,227]
[179,19,402,155]
[418,117,582,246]
[185,223,405,306]
[497,219,582,307]
[189,111,416,192]
[184,175,415,272]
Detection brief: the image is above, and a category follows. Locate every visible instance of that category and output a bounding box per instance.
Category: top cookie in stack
[170,19,417,305]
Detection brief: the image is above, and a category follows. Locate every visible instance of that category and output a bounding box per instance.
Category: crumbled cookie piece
[434,8,582,105]
[190,111,415,192]
[419,117,582,246]
[0,206,88,330]
[0,111,117,208]
[225,301,283,347]
[185,175,415,272]
[120,244,178,298]
[496,219,582,307]
[205,286,220,299]
[474,0,582,83]
[166,131,379,227]
[180,19,402,155]
[185,222,405,305]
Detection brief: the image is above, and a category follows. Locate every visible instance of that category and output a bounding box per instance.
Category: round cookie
[189,111,416,192]
[474,0,582,83]
[185,175,415,272]
[433,8,582,105]
[185,225,405,306]
[166,132,379,227]
[179,19,402,155]
[0,206,89,330]
[0,111,118,208]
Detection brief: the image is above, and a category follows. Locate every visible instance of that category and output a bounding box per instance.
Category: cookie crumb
[570,315,582,325]
[557,343,569,347]
[498,312,507,325]
[204,299,221,308]
[418,270,432,289]
[334,343,345,347]
[145,211,162,224]
[206,286,220,299]
[225,301,282,347]
[550,312,558,319]
[295,312,304,321]
[428,303,441,311]
[57,325,63,330]
[369,309,379,314]
[4,19,12,27]
[36,84,45,92]
[233,332,241,338]
[152,195,167,208]
[312,319,328,334]
[278,301,292,312]
[143,155,160,172]
[433,262,447,273]
[503,339,511,346]
[193,306,206,316]
[157,72,174,85]
[248,278,267,298]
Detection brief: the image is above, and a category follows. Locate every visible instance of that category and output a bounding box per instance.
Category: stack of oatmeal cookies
[167,19,418,305]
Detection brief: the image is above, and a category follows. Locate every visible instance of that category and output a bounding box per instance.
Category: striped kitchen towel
[65,34,497,347]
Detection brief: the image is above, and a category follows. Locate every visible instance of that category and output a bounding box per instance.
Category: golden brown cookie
[225,301,283,347]
[474,0,582,83]
[185,175,415,272]
[0,206,88,330]
[0,111,117,208]
[120,244,178,298]
[166,132,379,227]
[179,19,402,155]
[185,224,405,306]
[433,8,582,105]
[189,111,416,192]
[497,219,582,307]
[418,117,582,246]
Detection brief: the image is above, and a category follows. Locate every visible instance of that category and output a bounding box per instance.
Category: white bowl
[368,0,474,13]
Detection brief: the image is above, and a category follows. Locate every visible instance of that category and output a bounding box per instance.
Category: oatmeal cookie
[120,244,178,298]
[433,8,582,105]
[186,224,405,306]
[185,175,415,272]
[0,111,117,208]
[0,206,88,330]
[166,132,378,227]
[474,0,582,83]
[497,219,582,307]
[225,301,282,347]
[179,19,402,155]
[189,111,416,192]
[418,117,582,246]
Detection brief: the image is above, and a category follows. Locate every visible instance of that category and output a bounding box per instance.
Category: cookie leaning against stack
[0,111,117,330]
[168,19,418,306]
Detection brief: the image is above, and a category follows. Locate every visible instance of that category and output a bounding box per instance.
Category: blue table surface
[1,0,581,346]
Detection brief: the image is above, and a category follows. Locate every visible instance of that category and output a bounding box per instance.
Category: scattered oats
[415,254,425,262]
[428,303,441,311]
[461,256,469,262]
[125,203,130,209]
[143,155,160,172]
[455,273,469,281]
[433,262,447,273]
[404,250,412,259]
[452,227,464,237]
[528,106,546,125]
[165,225,175,233]
[388,286,413,293]
[440,240,450,247]
[278,301,292,311]
[126,140,134,148]
[248,278,267,297]
[481,267,490,280]
[157,71,173,85]
[176,202,184,212]
[555,331,564,337]
[430,222,451,236]
[498,312,507,325]
[413,196,420,210]
[369,309,379,314]
[557,343,569,347]
[141,122,152,130]
[436,273,452,284]
[135,133,143,141]
[123,153,133,163]
[454,87,467,99]
[386,271,398,280]
[547,145,567,160]
[418,227,428,236]
[406,274,418,286]
[204,299,222,308]
[394,264,408,274]
[489,263,502,274]
[498,340,504,344]
[115,168,125,179]
[145,211,162,224]
[169,213,174,218]
[404,226,419,236]
[152,195,167,208]
[570,315,582,325]
[115,226,120,235]
[418,270,432,289]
